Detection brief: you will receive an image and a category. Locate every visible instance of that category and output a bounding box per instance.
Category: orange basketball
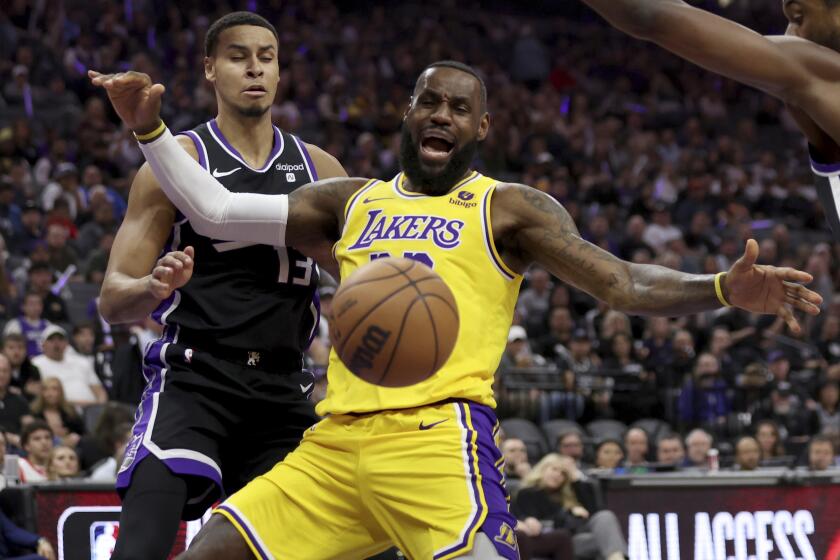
[330,257,459,387]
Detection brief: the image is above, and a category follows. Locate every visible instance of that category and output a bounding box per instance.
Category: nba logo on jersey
[286,172,296,182]
[91,521,119,559]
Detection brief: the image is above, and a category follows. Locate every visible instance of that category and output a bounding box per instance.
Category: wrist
[714,272,732,307]
[133,119,166,142]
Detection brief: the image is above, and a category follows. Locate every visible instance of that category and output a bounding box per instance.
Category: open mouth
[419,133,454,162]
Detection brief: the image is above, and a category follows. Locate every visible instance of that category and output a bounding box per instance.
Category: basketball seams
[333,274,442,357]
[376,294,426,386]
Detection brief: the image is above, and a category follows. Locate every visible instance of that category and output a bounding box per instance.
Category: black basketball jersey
[150,119,320,364]
[810,146,840,241]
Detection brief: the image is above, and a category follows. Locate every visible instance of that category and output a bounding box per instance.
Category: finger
[168,251,192,265]
[780,269,814,284]
[791,299,821,315]
[184,246,195,259]
[149,82,167,101]
[777,305,801,334]
[732,238,759,272]
[785,282,824,305]
[153,266,174,281]
[158,256,184,270]
[149,278,171,296]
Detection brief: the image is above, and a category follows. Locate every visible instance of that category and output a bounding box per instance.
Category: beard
[236,103,271,118]
[399,125,478,196]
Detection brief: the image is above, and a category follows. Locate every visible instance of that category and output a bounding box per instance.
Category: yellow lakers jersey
[317,171,523,416]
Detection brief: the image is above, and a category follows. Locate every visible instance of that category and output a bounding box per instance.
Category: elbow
[97,295,119,324]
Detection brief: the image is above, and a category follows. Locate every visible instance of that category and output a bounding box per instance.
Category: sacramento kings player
[582,0,840,239]
[95,13,346,560]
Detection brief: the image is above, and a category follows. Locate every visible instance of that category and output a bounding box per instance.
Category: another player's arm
[492,184,822,331]
[580,0,840,105]
[99,137,197,323]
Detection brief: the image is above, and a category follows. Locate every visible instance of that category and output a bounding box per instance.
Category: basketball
[330,257,459,387]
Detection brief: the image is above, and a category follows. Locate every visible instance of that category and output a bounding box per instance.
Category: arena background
[1,0,839,558]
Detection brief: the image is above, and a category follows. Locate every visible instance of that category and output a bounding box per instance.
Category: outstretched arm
[89,70,364,256]
[493,184,822,332]
[581,0,834,104]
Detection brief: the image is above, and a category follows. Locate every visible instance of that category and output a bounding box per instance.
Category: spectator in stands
[0,354,30,439]
[677,353,731,432]
[11,201,43,257]
[623,428,649,471]
[499,325,546,372]
[755,419,787,462]
[517,268,553,337]
[44,224,77,273]
[30,377,84,447]
[557,431,588,468]
[87,421,132,483]
[685,429,714,468]
[766,350,809,402]
[18,420,52,482]
[0,507,55,560]
[816,380,840,434]
[25,262,68,323]
[733,436,761,471]
[501,437,532,480]
[514,454,628,560]
[656,434,685,467]
[67,323,96,369]
[667,329,696,388]
[603,333,644,376]
[2,333,40,400]
[41,162,84,221]
[817,315,840,364]
[755,381,819,440]
[557,328,601,379]
[76,402,133,471]
[807,435,837,471]
[641,317,673,376]
[593,439,624,470]
[30,325,105,407]
[536,306,575,360]
[46,445,80,481]
[3,292,51,357]
[707,326,739,384]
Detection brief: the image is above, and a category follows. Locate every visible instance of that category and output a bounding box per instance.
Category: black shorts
[116,336,317,519]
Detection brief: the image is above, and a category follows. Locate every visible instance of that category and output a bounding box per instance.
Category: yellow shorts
[215,400,519,560]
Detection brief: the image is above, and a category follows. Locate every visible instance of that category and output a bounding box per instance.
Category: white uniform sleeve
[138,128,288,246]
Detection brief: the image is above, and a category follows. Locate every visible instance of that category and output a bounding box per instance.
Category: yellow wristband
[715,271,732,307]
[134,121,166,143]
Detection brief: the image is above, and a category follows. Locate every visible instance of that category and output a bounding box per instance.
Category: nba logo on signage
[91,521,119,559]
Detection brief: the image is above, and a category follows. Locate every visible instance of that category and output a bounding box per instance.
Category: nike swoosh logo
[300,383,313,393]
[212,167,242,178]
[418,419,449,431]
[363,197,392,204]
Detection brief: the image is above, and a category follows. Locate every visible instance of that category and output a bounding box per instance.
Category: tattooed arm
[491,184,822,331]
[286,177,369,262]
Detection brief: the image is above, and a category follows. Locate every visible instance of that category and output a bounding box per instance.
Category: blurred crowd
[0,0,837,502]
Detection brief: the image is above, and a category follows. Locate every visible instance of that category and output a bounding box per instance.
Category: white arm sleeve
[138,128,288,246]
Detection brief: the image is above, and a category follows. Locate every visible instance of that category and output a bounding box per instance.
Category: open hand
[88,70,165,135]
[149,247,195,300]
[724,239,822,334]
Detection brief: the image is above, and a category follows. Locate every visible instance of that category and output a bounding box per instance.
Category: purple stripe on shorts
[163,457,222,487]
[452,402,520,560]
[216,505,270,560]
[116,362,166,492]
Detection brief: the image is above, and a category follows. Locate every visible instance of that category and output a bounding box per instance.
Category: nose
[245,56,264,78]
[430,103,453,126]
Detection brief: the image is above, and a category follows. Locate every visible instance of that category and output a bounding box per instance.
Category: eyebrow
[226,44,277,53]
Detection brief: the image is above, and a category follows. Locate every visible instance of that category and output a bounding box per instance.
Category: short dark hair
[421,60,488,112]
[810,434,835,452]
[22,420,52,447]
[2,333,25,347]
[205,12,279,57]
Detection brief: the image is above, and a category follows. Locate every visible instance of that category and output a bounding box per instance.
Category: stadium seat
[501,418,548,462]
[540,419,585,451]
[586,419,628,442]
[631,418,672,443]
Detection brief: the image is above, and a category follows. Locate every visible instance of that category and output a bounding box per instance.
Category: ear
[204,56,215,82]
[477,112,490,142]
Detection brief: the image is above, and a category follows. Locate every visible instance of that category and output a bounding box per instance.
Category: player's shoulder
[301,142,348,179]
